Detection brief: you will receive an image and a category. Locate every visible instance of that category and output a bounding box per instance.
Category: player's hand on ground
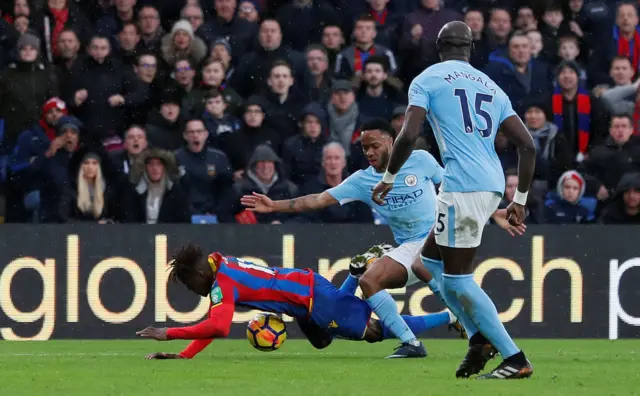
[492,208,526,236]
[506,202,527,227]
[145,352,184,360]
[240,192,274,213]
[372,182,393,205]
[136,326,168,341]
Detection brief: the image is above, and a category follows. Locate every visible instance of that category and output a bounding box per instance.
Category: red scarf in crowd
[370,9,388,25]
[50,6,69,57]
[634,102,640,136]
[354,46,375,73]
[552,88,591,154]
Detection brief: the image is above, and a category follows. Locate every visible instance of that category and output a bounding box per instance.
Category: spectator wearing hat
[160,19,207,70]
[551,60,593,165]
[356,55,404,123]
[210,38,235,82]
[543,170,596,224]
[223,96,282,177]
[34,115,82,223]
[276,0,340,53]
[6,97,68,222]
[306,44,333,104]
[0,31,59,151]
[390,105,405,135]
[95,0,137,47]
[218,144,299,224]
[146,90,187,151]
[238,1,261,23]
[282,102,329,186]
[327,79,361,156]
[523,100,568,183]
[66,35,146,145]
[199,0,257,59]
[126,148,190,223]
[175,119,233,216]
[599,172,640,224]
[582,114,640,205]
[484,32,552,116]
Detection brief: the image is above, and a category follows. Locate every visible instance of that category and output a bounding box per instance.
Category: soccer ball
[246,313,287,351]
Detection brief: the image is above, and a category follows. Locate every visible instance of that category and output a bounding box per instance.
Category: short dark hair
[175,56,194,69]
[364,55,389,72]
[360,119,397,140]
[611,113,634,126]
[270,59,292,74]
[505,168,518,178]
[120,22,140,35]
[169,244,204,284]
[356,13,377,25]
[612,55,633,66]
[136,52,156,65]
[90,35,110,45]
[204,88,223,101]
[306,44,328,57]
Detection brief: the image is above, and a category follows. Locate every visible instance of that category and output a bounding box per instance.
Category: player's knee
[358,272,382,298]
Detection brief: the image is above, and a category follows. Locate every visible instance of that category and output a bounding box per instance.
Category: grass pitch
[0,340,638,396]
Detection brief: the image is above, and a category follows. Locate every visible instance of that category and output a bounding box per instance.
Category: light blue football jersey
[408,60,517,195]
[327,150,442,245]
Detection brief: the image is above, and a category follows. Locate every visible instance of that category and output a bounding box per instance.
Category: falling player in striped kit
[136,244,464,359]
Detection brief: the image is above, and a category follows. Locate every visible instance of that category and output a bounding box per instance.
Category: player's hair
[169,244,205,283]
[360,119,397,140]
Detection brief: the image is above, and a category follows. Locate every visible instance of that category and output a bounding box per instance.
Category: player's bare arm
[241,191,338,213]
[491,209,527,236]
[372,106,426,204]
[499,116,537,226]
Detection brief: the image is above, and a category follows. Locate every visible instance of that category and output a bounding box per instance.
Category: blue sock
[381,313,451,339]
[366,291,417,344]
[339,274,359,295]
[442,274,520,358]
[421,256,477,340]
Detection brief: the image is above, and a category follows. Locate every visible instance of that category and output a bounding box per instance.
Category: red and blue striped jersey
[166,252,315,358]
[214,254,314,316]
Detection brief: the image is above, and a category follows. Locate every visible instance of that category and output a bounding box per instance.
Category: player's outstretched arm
[241,191,338,213]
[500,115,537,225]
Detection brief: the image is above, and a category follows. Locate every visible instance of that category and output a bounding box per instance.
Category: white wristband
[513,190,528,206]
[382,171,396,184]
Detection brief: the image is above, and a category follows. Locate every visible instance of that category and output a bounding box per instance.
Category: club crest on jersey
[207,164,216,177]
[404,174,418,187]
[210,286,223,305]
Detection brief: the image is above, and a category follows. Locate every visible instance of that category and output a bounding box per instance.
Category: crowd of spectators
[0,0,639,225]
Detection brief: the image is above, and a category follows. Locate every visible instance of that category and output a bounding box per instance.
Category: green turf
[0,340,638,396]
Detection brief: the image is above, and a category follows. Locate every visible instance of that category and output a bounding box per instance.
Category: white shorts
[384,238,426,287]
[434,191,501,248]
